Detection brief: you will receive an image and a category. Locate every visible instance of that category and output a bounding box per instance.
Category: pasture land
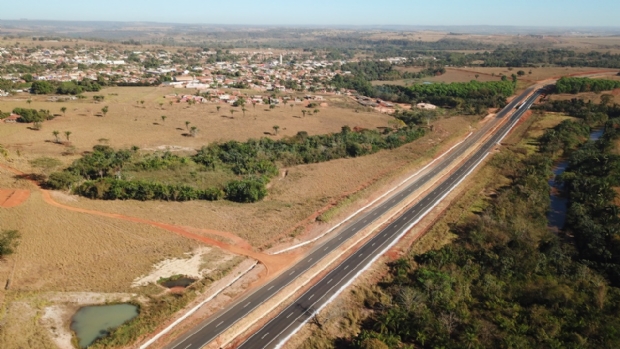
[0,86,393,161]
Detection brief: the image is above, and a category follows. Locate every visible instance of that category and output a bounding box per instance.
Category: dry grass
[28,116,471,250]
[456,67,618,82]
[0,87,393,161]
[372,68,502,86]
[0,172,199,293]
[0,300,57,349]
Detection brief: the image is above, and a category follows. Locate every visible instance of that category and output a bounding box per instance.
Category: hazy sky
[1,0,618,27]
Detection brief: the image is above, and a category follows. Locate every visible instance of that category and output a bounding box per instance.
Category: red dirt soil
[0,163,298,276]
[0,189,30,208]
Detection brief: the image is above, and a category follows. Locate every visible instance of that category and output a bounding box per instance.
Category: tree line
[47,122,426,204]
[554,76,620,94]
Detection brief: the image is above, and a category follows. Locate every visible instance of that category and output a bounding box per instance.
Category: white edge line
[140,261,258,349]
[271,151,493,349]
[270,131,473,255]
[269,94,537,349]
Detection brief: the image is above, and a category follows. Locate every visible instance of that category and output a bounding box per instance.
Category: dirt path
[0,163,297,275]
[0,189,30,207]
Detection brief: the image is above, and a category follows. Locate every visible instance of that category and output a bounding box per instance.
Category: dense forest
[561,119,620,286]
[48,119,427,203]
[313,102,620,349]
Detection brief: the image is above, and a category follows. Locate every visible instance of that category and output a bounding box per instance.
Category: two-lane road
[166,87,539,349]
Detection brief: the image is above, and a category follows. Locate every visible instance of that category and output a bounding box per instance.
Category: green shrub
[46,171,81,189]
[225,178,268,203]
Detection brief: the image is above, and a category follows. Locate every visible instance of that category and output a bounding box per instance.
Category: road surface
[167,87,540,349]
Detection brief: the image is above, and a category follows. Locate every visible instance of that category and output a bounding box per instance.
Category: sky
[0,0,618,27]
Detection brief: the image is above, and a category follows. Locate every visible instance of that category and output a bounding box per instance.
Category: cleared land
[0,188,29,207]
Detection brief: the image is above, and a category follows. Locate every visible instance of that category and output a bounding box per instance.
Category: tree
[169,101,173,107]
[185,121,190,130]
[101,106,109,117]
[314,108,319,114]
[216,105,221,113]
[31,80,55,94]
[52,130,60,143]
[517,70,526,76]
[60,106,67,116]
[242,108,247,117]
[27,99,32,105]
[475,74,479,80]
[601,94,615,106]
[302,110,307,117]
[230,109,236,118]
[159,102,164,109]
[161,115,167,123]
[0,144,7,158]
[64,131,72,141]
[273,125,280,135]
[190,126,198,137]
[0,230,21,258]
[140,100,145,107]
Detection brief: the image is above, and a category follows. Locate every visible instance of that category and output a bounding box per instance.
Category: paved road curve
[167,87,540,349]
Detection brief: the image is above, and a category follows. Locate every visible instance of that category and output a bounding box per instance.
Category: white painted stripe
[270,132,473,255]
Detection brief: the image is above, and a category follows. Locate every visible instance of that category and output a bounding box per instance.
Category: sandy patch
[131,247,233,287]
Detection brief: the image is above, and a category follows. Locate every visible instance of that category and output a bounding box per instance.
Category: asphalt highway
[167,87,540,349]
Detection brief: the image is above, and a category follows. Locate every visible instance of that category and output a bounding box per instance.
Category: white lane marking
[307,258,313,262]
[309,294,314,300]
[244,302,251,308]
[327,278,332,284]
[290,270,295,275]
[324,247,329,251]
[344,265,349,270]
[363,220,367,223]
[338,237,343,240]
[372,243,375,246]
[216,321,223,328]
[184,345,192,349]
[287,312,294,318]
[359,253,364,257]
[261,332,270,339]
[268,285,274,291]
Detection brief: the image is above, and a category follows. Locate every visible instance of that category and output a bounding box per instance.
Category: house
[174,75,195,83]
[3,114,20,123]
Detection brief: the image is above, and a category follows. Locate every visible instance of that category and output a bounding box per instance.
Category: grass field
[0,87,393,162]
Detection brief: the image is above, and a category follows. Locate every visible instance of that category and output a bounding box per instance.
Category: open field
[549,87,620,104]
[0,175,200,293]
[0,87,393,161]
[7,114,472,250]
[454,66,619,82]
[372,68,503,86]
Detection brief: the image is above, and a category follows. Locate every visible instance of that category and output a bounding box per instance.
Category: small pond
[158,274,197,289]
[71,303,138,348]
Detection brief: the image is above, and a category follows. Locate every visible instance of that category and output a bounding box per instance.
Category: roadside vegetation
[296,98,620,349]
